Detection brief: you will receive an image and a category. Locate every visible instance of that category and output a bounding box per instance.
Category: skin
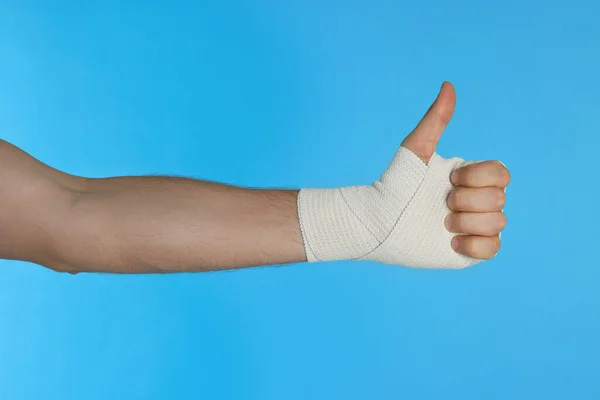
[402,82,510,259]
[1,82,509,274]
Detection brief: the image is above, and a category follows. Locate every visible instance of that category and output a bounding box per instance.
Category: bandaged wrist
[297,147,480,269]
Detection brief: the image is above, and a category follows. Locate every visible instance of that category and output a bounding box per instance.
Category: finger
[451,235,500,259]
[450,160,511,188]
[401,82,456,164]
[447,187,506,212]
[445,212,507,236]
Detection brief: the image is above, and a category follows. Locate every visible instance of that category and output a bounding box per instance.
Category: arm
[4,82,509,274]
[0,139,306,273]
[62,178,306,273]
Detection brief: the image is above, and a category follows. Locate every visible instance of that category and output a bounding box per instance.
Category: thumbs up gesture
[401,82,510,260]
[298,82,511,269]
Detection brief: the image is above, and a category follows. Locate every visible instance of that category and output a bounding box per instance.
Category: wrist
[297,148,480,269]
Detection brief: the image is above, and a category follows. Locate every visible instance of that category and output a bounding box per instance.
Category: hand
[400,82,510,260]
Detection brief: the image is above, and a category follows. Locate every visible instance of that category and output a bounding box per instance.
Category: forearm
[57,176,307,273]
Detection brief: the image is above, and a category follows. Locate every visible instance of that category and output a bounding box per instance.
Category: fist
[446,161,510,259]
[400,82,511,263]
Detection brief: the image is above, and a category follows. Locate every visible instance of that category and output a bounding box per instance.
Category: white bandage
[297,147,481,269]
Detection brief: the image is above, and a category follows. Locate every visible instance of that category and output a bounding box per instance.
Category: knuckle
[494,161,511,186]
[492,236,501,254]
[495,213,507,231]
[501,170,511,186]
[483,237,501,260]
[433,109,451,126]
[495,189,506,209]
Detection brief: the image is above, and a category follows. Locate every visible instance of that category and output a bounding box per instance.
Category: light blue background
[0,1,598,399]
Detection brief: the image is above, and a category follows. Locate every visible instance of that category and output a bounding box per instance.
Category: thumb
[401,81,456,164]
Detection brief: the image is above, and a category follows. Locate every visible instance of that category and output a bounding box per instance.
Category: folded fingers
[451,235,500,259]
